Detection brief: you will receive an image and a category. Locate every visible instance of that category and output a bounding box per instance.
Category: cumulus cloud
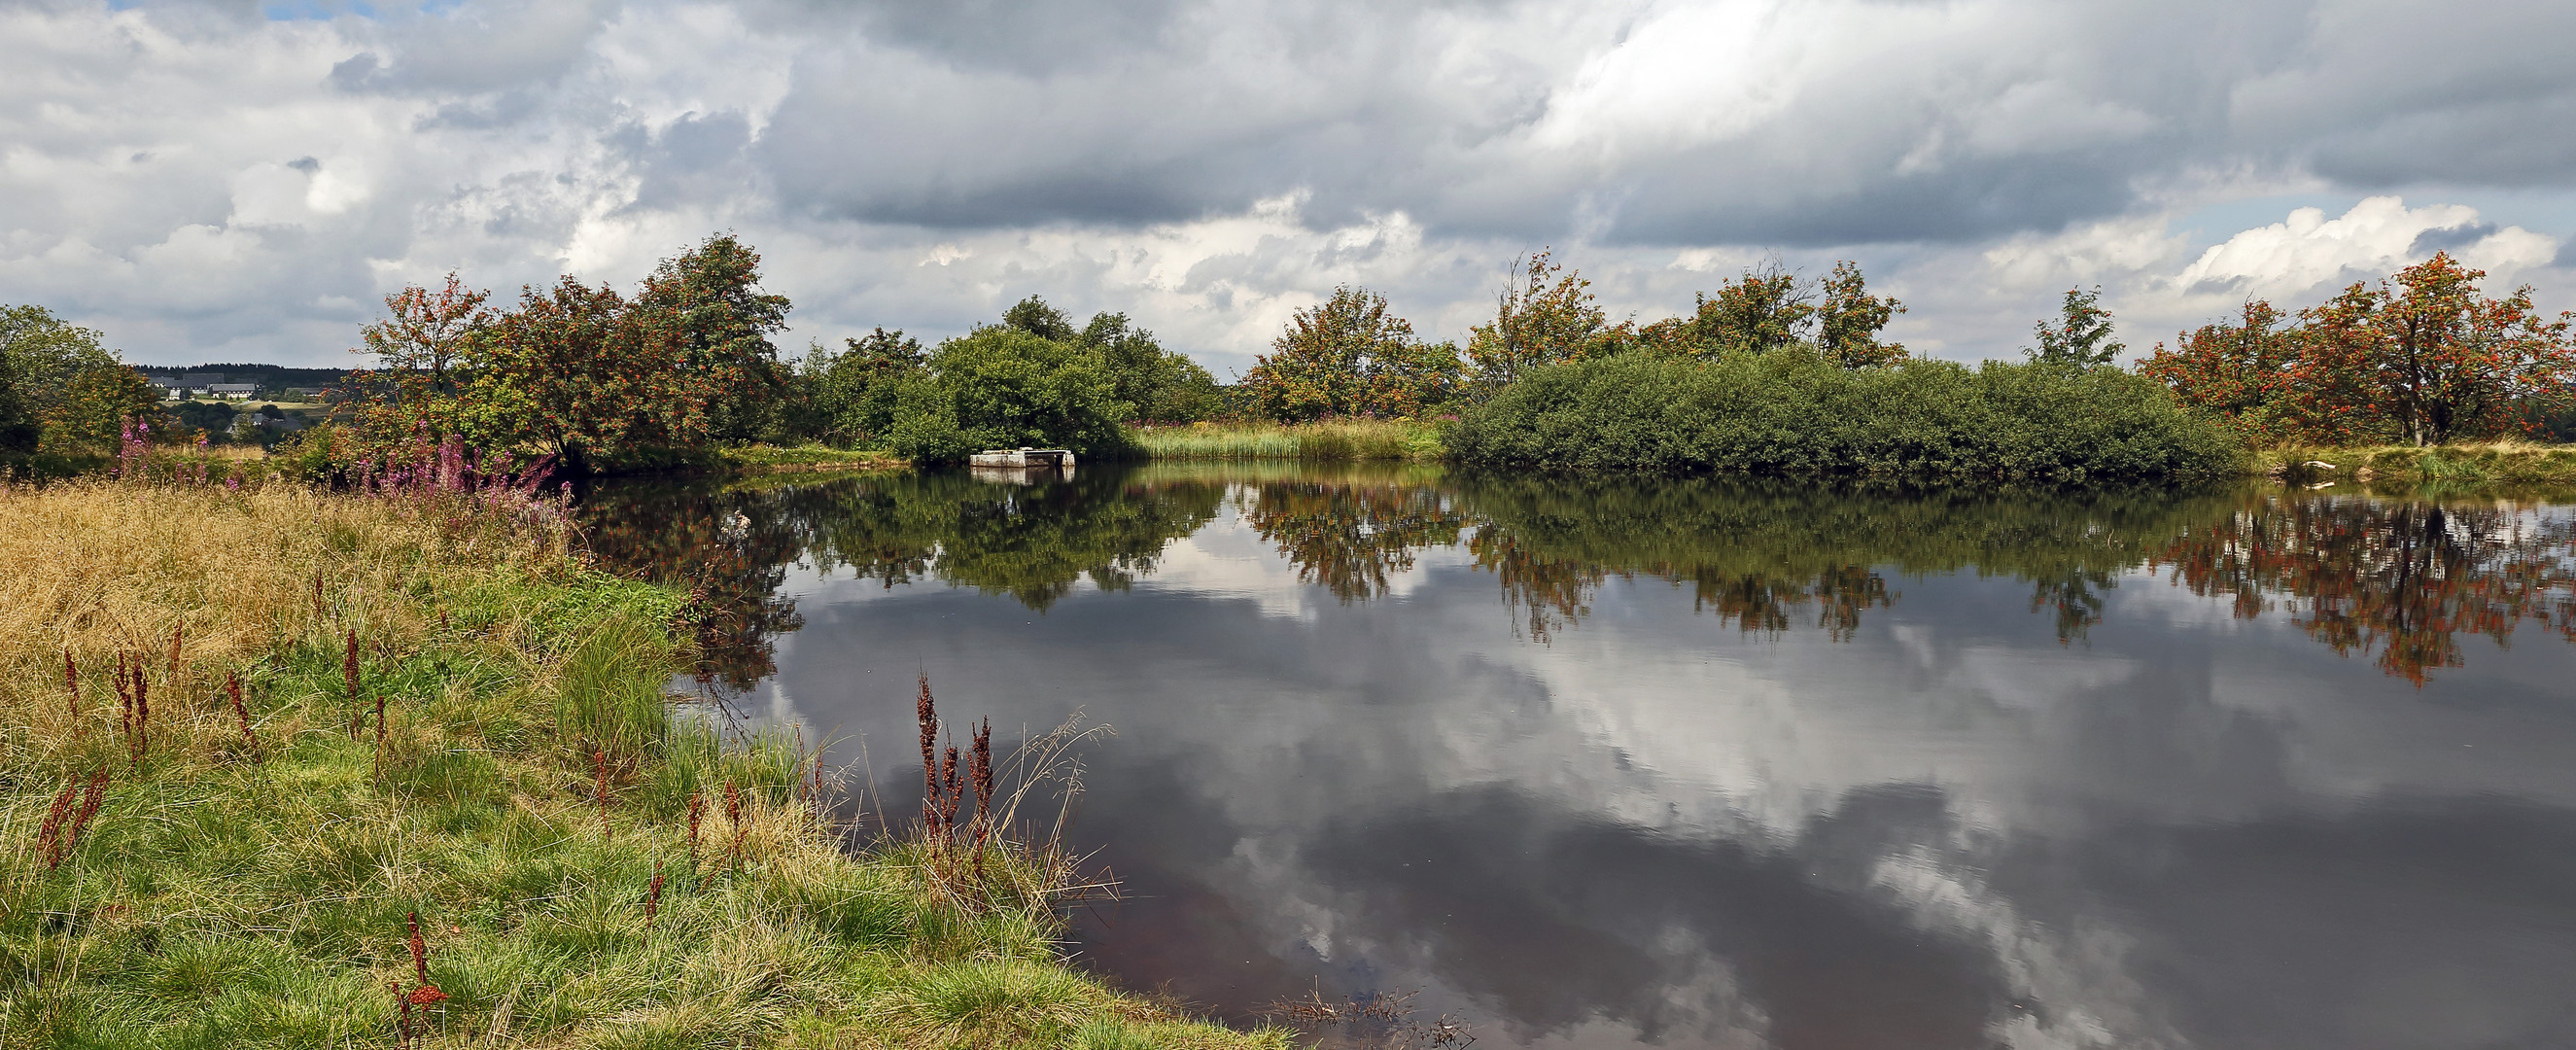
[2171,196,2559,299]
[3,0,2576,366]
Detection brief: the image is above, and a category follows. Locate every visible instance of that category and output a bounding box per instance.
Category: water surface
[580,465,2576,1050]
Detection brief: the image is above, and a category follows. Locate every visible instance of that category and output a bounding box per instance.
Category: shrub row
[1445,351,2244,481]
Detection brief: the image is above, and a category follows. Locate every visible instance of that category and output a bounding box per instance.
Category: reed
[1131,419,1443,461]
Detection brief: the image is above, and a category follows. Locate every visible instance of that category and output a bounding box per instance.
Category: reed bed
[0,476,1275,1049]
[1131,420,1443,462]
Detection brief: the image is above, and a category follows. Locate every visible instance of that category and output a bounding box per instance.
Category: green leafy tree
[789,328,927,446]
[1081,311,1220,423]
[1467,248,1614,392]
[0,304,160,453]
[1629,261,1902,368]
[635,233,793,441]
[2027,287,2126,367]
[1241,286,1459,421]
[1001,296,1081,342]
[884,326,1130,464]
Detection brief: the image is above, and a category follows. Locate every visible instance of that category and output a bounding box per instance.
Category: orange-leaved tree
[2137,299,2299,441]
[2284,253,2575,446]
[1241,286,1460,421]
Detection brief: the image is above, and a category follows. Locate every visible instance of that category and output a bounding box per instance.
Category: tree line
[8,233,2572,472]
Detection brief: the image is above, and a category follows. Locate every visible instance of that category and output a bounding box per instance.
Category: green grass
[0,484,1272,1050]
[1129,420,1442,461]
[2253,440,2576,487]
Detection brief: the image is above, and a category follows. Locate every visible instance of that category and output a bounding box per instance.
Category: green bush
[1446,350,2244,480]
[885,328,1135,465]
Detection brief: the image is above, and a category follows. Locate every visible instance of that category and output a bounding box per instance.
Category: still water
[579,464,2576,1050]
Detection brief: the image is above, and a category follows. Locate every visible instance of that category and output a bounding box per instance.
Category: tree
[0,304,159,453]
[2027,287,2125,367]
[635,233,793,441]
[464,276,699,470]
[1814,261,1908,368]
[1241,286,1459,421]
[2284,253,2576,446]
[792,328,926,446]
[1466,248,1613,391]
[46,364,165,454]
[1001,296,1081,342]
[2137,299,2297,439]
[1626,261,1901,368]
[1081,312,1221,423]
[883,327,1130,464]
[356,273,490,397]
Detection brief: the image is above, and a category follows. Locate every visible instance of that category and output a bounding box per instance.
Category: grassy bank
[1129,420,1442,461]
[0,479,1270,1049]
[2253,440,2576,486]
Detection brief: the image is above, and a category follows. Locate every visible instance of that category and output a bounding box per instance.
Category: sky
[8,0,2576,374]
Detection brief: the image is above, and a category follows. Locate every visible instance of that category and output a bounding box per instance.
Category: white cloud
[2172,195,2559,300]
[3,0,2576,368]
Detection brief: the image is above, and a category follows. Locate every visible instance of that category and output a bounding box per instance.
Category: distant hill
[136,363,351,395]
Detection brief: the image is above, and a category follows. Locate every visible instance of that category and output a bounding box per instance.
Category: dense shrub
[1445,350,2243,480]
[884,328,1134,465]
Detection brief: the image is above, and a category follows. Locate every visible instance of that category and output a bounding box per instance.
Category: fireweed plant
[0,470,1276,1048]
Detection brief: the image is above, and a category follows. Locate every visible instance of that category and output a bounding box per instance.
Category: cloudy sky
[8,0,2576,373]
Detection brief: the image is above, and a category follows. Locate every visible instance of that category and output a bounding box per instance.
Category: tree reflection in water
[2147,494,2576,684]
[1241,481,1467,603]
[577,466,2576,685]
[575,471,1224,687]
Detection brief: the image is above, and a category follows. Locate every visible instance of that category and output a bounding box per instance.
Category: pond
[578,464,2576,1050]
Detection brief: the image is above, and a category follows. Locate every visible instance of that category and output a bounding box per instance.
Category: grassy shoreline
[2250,440,2576,486]
[1127,420,1442,462]
[0,478,1269,1049]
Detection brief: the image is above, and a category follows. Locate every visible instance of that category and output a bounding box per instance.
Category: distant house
[284,387,324,400]
[144,376,185,399]
[207,383,259,400]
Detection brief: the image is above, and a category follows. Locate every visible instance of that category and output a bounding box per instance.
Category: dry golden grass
[0,478,571,755]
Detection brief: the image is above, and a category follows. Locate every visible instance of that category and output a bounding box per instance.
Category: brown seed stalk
[917,673,941,834]
[227,673,255,752]
[34,782,76,867]
[685,791,705,871]
[940,742,962,829]
[645,861,665,925]
[969,718,993,847]
[167,623,183,682]
[724,782,746,867]
[396,981,412,1049]
[52,767,108,869]
[406,910,428,986]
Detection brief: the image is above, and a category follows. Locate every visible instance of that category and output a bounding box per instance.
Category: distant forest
[137,363,349,391]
